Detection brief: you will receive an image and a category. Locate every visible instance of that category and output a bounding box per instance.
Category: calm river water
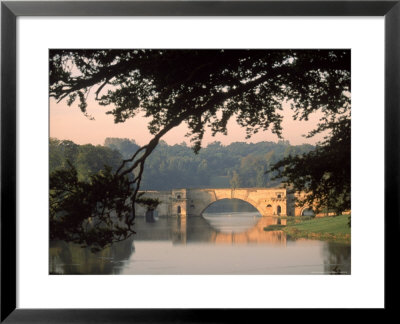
[49,212,351,275]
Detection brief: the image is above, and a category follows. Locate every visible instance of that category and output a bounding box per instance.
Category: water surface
[49,213,351,275]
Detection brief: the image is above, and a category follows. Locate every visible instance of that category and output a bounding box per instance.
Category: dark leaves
[50,163,134,250]
[50,49,350,152]
[269,117,351,214]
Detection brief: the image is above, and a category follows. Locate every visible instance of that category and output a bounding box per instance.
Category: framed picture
[1,0,398,321]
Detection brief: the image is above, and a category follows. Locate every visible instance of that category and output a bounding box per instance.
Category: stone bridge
[135,187,310,217]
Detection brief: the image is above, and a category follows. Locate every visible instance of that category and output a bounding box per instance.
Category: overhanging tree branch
[49,49,351,247]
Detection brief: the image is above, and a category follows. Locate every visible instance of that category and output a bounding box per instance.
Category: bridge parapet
[135,187,308,218]
[185,188,288,217]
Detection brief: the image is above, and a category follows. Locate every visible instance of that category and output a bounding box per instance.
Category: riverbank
[264,214,351,243]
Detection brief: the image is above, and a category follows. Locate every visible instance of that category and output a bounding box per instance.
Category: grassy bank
[265,214,351,243]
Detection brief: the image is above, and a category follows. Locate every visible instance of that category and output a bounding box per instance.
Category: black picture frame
[1,0,398,322]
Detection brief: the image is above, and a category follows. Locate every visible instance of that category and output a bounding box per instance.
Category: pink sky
[50,97,324,147]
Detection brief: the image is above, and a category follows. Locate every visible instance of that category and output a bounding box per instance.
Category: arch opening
[301,208,315,216]
[277,205,282,215]
[177,206,181,214]
[201,198,261,233]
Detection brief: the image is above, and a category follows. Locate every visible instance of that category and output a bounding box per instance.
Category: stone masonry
[135,187,304,217]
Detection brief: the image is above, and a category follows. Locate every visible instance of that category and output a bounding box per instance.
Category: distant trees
[51,137,314,190]
[49,138,79,171]
[49,49,350,247]
[104,138,314,190]
[50,138,123,180]
[103,138,140,158]
[230,171,240,189]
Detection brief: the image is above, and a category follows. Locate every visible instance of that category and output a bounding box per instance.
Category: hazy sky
[50,97,325,147]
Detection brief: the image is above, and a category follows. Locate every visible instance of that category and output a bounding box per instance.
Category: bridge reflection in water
[49,213,351,275]
[134,214,287,246]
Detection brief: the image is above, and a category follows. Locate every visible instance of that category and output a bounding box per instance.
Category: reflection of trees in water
[49,237,134,275]
[323,241,351,275]
[183,216,214,243]
[49,215,287,274]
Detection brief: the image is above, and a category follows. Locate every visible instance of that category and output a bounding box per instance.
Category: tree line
[50,137,315,190]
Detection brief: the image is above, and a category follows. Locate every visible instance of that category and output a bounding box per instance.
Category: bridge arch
[301,207,315,216]
[198,197,264,217]
[136,187,289,218]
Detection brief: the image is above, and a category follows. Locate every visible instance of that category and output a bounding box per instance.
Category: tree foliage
[49,138,158,249]
[52,137,313,190]
[270,117,350,213]
[50,163,134,252]
[50,138,123,180]
[50,49,351,247]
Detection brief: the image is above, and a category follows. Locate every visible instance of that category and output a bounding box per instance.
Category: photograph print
[49,49,351,275]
